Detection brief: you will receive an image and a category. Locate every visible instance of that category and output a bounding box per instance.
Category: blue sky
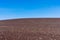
[0,0,60,20]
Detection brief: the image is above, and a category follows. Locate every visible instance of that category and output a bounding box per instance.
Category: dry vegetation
[0,30,60,40]
[0,18,60,40]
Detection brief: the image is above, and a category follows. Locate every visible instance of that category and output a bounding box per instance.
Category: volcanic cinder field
[0,18,60,40]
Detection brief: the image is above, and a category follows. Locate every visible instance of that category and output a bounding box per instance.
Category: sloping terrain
[0,18,60,40]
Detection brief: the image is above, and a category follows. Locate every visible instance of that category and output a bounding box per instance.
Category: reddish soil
[0,18,60,40]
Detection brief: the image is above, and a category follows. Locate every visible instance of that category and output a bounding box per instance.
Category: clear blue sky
[0,0,60,20]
